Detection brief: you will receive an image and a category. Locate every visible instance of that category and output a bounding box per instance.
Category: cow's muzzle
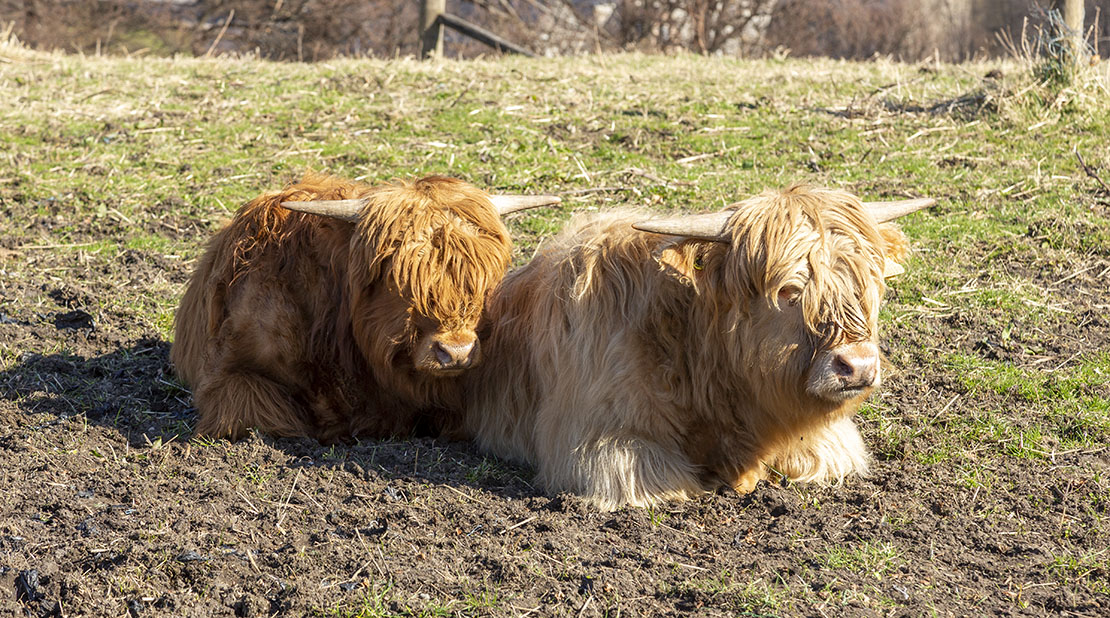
[415,331,481,374]
[432,338,477,370]
[806,342,881,402]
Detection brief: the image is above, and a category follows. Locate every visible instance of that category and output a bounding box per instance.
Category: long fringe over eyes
[351,177,512,330]
[723,185,888,347]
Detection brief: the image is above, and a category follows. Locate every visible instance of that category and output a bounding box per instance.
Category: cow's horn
[490,195,562,216]
[632,197,935,240]
[280,198,368,222]
[863,198,935,223]
[631,210,734,243]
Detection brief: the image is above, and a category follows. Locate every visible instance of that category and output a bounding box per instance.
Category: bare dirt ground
[1,194,1108,618]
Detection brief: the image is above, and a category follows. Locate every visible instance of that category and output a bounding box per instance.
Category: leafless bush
[443,0,780,56]
[0,0,419,59]
[161,0,420,59]
[0,0,783,58]
[195,0,419,59]
[0,0,189,55]
[607,0,776,54]
[764,0,965,61]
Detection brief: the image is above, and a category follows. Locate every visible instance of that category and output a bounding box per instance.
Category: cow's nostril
[832,354,855,378]
[433,342,454,366]
[832,349,879,388]
[433,340,476,368]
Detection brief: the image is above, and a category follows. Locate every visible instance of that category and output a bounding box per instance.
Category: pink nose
[831,346,879,389]
[432,340,476,369]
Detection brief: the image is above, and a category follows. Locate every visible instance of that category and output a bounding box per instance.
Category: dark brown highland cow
[172,173,557,443]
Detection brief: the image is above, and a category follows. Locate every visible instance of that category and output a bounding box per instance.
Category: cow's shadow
[0,339,539,501]
[0,338,190,443]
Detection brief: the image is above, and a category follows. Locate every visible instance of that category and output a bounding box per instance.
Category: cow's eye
[778,286,801,307]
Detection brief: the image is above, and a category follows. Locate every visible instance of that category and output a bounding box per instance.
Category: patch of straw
[993,9,1110,120]
[0,21,51,62]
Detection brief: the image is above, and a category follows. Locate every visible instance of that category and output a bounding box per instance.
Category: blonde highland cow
[464,185,932,510]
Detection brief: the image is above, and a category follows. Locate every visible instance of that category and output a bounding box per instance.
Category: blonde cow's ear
[883,259,905,278]
[879,223,909,279]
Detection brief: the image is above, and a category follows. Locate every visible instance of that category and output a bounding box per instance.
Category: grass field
[1,32,1109,617]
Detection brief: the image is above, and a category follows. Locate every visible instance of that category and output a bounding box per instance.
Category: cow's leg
[768,416,871,484]
[548,436,702,511]
[192,370,310,440]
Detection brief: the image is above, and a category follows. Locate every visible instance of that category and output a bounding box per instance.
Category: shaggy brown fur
[172,173,512,442]
[463,185,912,510]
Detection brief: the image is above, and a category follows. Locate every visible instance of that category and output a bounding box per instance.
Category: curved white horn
[863,198,935,223]
[280,198,368,222]
[490,194,562,216]
[633,196,937,239]
[631,210,734,242]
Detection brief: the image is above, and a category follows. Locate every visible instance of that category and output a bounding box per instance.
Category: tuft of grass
[664,572,788,615]
[1048,549,1110,594]
[331,581,498,618]
[821,540,903,580]
[336,581,396,618]
[993,9,1110,121]
[462,457,519,485]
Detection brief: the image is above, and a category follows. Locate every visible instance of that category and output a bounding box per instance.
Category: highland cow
[172,173,558,443]
[463,185,932,510]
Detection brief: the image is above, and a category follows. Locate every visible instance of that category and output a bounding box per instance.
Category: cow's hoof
[731,469,764,494]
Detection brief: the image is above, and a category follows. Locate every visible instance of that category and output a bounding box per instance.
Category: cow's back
[463,210,705,506]
[171,175,367,438]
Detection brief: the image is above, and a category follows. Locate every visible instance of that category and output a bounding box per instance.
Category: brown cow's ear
[656,240,704,286]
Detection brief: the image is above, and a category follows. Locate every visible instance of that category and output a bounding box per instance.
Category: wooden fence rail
[419,0,534,59]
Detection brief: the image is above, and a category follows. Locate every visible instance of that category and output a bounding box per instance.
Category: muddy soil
[2,205,1109,617]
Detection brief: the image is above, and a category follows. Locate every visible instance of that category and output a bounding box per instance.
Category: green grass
[463,457,519,485]
[821,541,903,579]
[944,352,1110,454]
[1048,550,1110,594]
[661,572,788,615]
[4,33,1110,616]
[330,580,503,618]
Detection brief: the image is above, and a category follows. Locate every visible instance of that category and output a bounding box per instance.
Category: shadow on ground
[0,338,537,500]
[0,338,189,445]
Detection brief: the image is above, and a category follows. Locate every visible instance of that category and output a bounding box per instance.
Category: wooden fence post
[420,0,445,59]
[1063,0,1085,63]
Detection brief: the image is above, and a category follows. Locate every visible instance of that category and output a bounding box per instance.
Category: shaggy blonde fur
[172,173,511,442]
[464,185,909,510]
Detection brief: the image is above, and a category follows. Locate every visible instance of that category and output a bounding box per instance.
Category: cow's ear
[883,258,904,278]
[879,223,909,279]
[656,238,707,286]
